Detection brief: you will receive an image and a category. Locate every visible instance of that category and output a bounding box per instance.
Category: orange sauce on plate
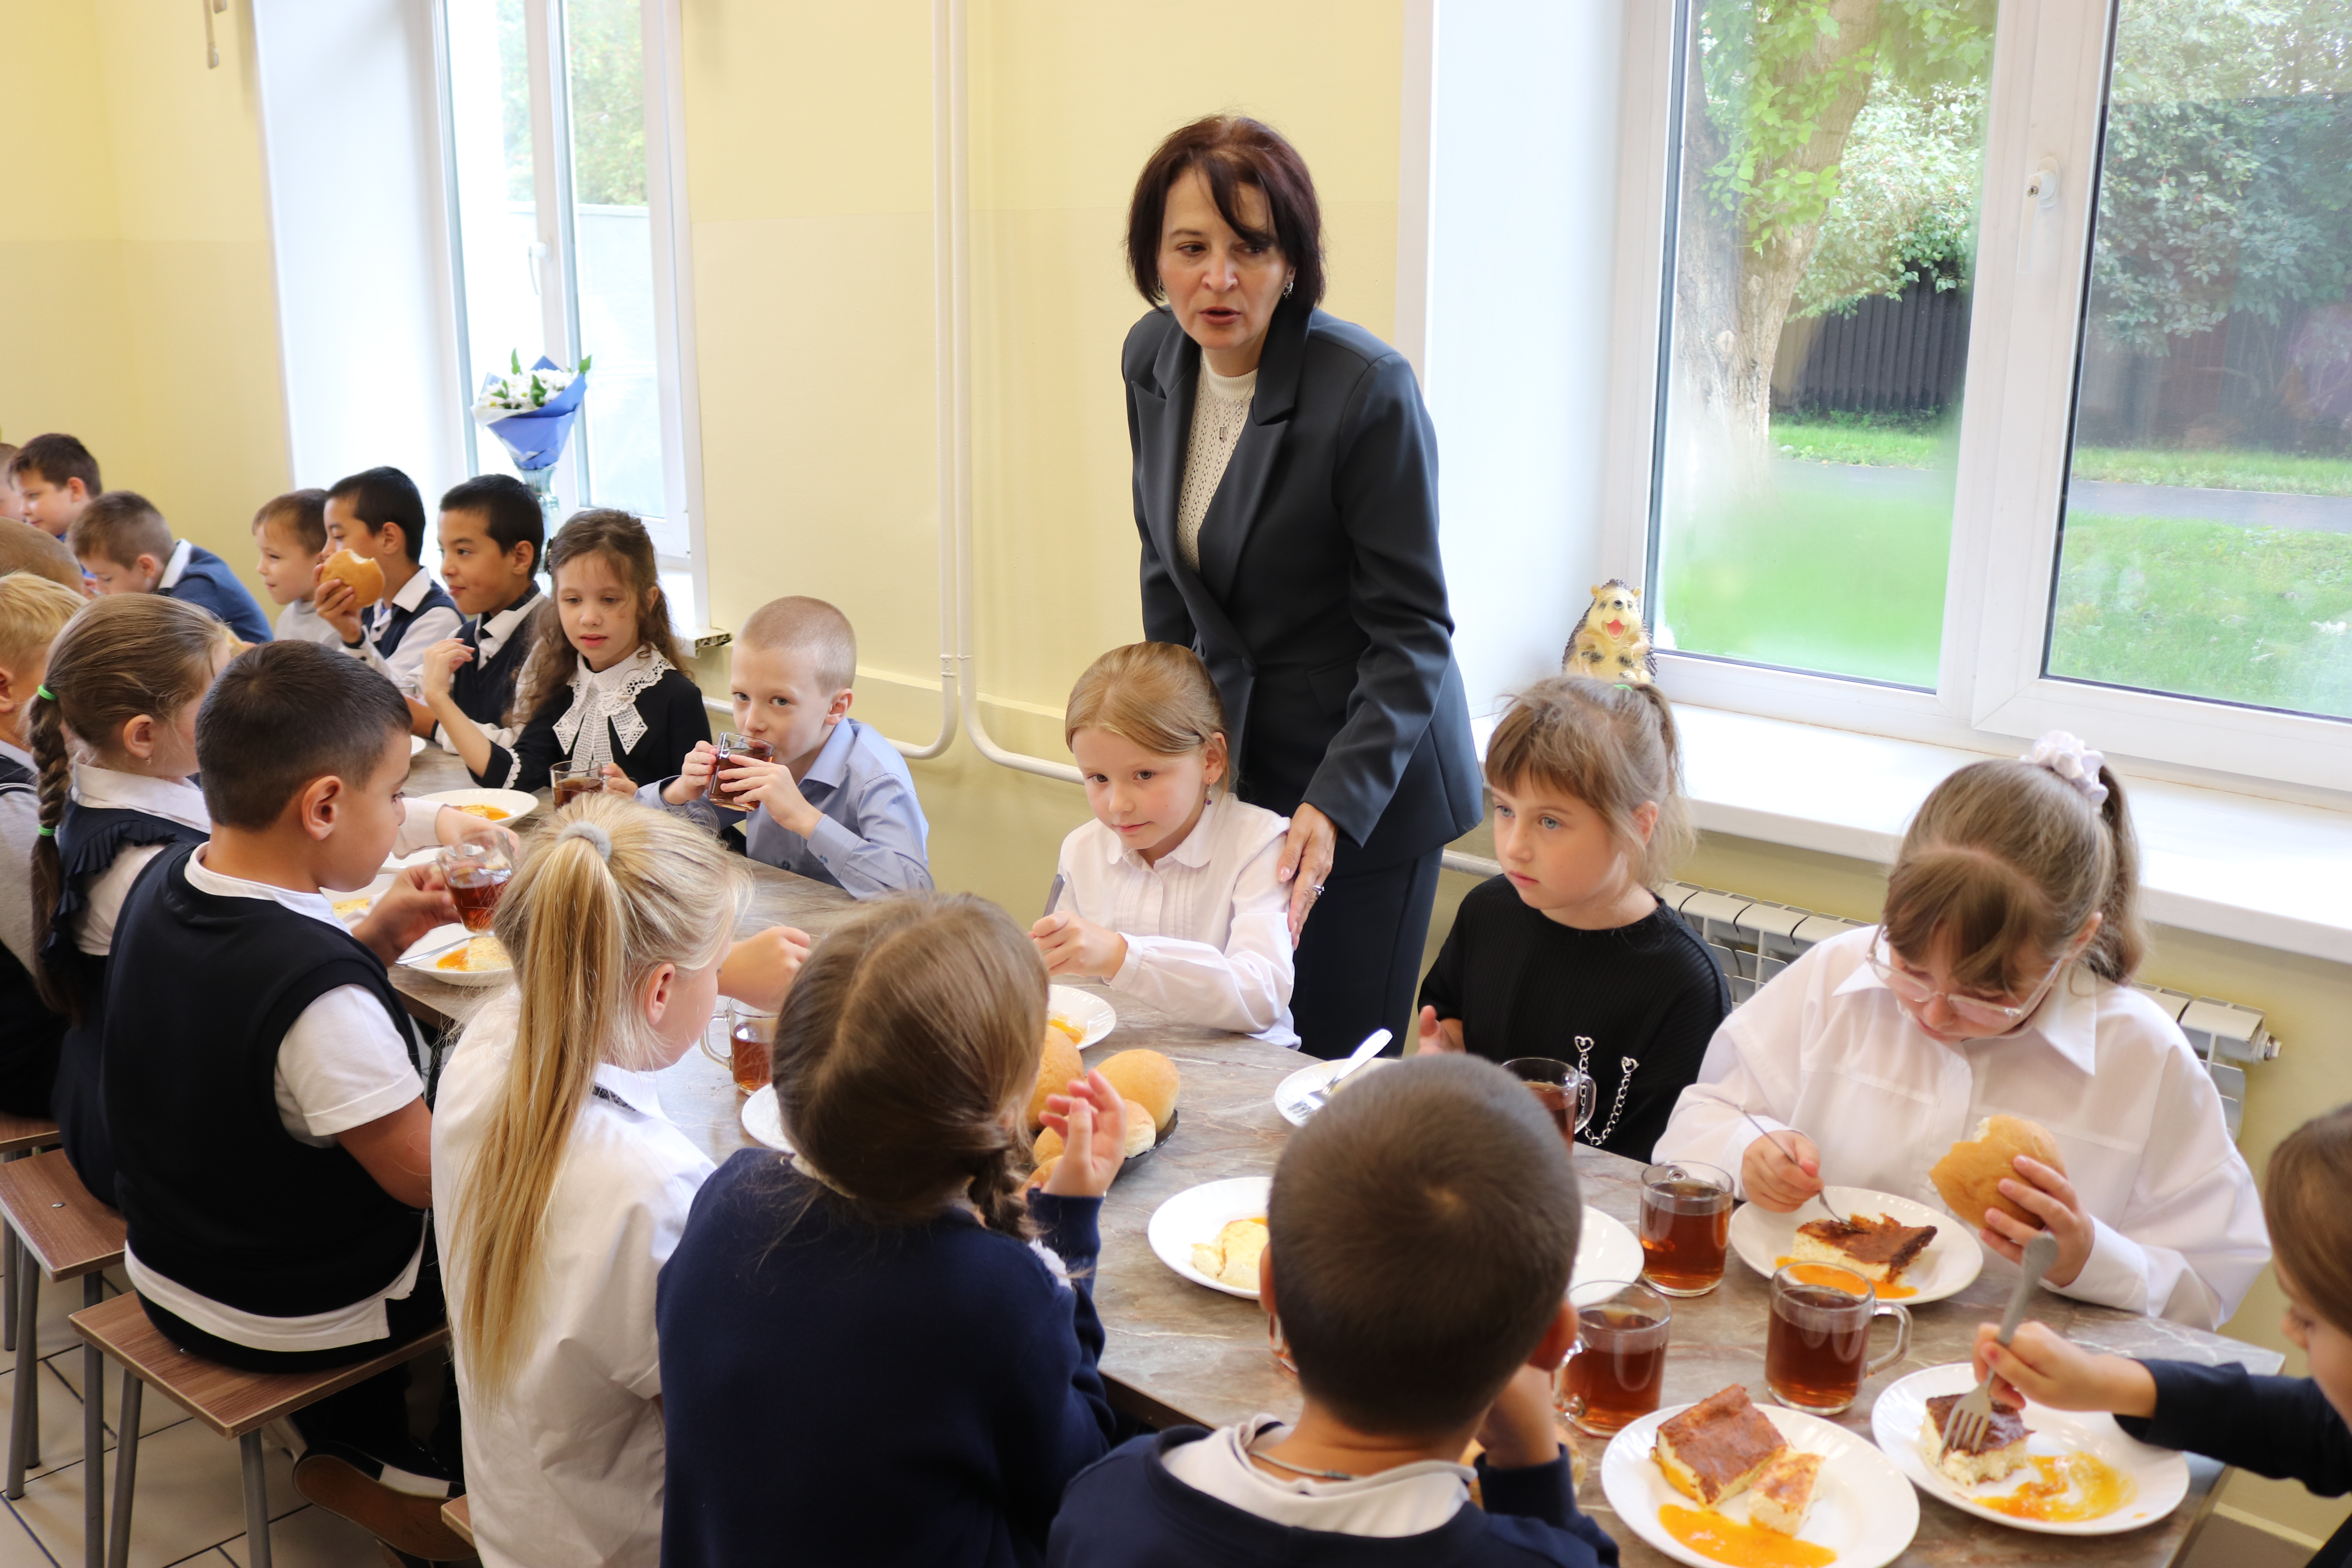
[1772,1257,1916,1299]
[1659,1505,1837,1566]
[1976,1452,2135,1522]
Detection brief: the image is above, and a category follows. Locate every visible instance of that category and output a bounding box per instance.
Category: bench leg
[0,1149,23,1358]
[105,1377,137,1568]
[240,1431,272,1568]
[6,1245,36,1496]
[80,1276,102,1568]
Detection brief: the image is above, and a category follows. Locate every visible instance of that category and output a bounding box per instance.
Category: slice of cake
[1920,1392,2031,1485]
[1791,1212,1937,1285]
[1748,1450,1823,1536]
[1654,1385,1788,1507]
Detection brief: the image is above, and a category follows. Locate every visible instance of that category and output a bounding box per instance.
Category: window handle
[526,240,548,298]
[2022,157,2064,277]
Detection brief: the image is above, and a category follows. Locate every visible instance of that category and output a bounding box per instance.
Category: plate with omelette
[397,923,513,987]
[1602,1383,1917,1568]
[1729,1186,1981,1305]
[417,787,537,826]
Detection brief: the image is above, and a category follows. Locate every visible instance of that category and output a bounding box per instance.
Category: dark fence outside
[1773,281,1972,418]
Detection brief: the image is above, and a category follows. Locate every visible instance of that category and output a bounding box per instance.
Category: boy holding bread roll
[314,465,459,696]
[1654,737,2267,1330]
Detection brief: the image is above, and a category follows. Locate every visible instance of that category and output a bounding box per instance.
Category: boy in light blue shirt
[640,595,931,897]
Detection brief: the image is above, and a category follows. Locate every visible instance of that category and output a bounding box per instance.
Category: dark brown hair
[28,595,233,1015]
[1882,757,2145,992]
[439,474,546,564]
[2269,1106,2352,1337]
[253,488,329,556]
[326,466,428,562]
[9,434,101,495]
[68,491,172,570]
[1485,677,1691,888]
[197,641,410,830]
[773,893,1048,1240]
[1269,1054,1583,1436]
[1126,115,1325,309]
[508,510,690,727]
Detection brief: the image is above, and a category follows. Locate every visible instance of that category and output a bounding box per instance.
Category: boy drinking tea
[71,490,274,643]
[251,488,339,646]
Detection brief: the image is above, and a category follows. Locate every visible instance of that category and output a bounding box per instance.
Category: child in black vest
[104,641,473,1563]
[0,574,85,1117]
[1049,1054,1618,1568]
[413,473,544,749]
[28,595,237,1202]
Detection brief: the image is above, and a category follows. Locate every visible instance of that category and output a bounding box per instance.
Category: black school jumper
[0,755,63,1117]
[444,587,541,731]
[2119,1361,2352,1567]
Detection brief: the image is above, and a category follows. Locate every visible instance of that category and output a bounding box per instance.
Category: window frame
[1600,0,2352,799]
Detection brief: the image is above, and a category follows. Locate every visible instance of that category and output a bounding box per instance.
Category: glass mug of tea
[438,837,513,934]
[1556,1280,1672,1437]
[550,762,603,809]
[713,731,776,809]
[701,1001,778,1096]
[1501,1058,1594,1145]
[1764,1262,1912,1416]
[1638,1161,1736,1297]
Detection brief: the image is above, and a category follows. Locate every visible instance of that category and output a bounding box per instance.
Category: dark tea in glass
[447,866,511,933]
[1557,1281,1671,1436]
[702,1004,778,1095]
[715,732,775,807]
[1638,1161,1734,1296]
[1501,1058,1593,1146]
[1764,1263,1911,1414]
[551,764,600,809]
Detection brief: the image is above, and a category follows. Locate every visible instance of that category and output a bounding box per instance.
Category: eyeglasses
[1863,931,2081,1033]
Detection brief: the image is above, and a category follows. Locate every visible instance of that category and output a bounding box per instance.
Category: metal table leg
[240,1430,272,1568]
[105,1376,138,1568]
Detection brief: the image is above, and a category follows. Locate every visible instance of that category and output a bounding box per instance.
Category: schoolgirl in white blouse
[1656,735,2268,1330]
[1031,642,1296,1046]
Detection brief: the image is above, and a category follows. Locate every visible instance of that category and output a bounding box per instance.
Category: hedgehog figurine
[1563,579,1654,684]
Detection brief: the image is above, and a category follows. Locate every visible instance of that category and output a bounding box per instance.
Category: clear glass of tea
[1501,1058,1594,1146]
[699,1002,777,1096]
[550,762,602,809]
[1638,1161,1735,1297]
[1556,1279,1671,1436]
[714,731,776,808]
[1764,1261,1912,1415]
[437,837,513,934]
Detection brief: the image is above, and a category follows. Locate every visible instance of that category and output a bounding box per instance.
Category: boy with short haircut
[314,466,458,694]
[0,574,89,1116]
[7,433,101,541]
[412,472,544,744]
[0,444,25,524]
[251,488,340,646]
[104,642,471,1563]
[70,490,274,643]
[1049,1054,1619,1568]
[641,593,932,897]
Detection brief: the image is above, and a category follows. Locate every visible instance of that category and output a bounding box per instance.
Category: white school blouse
[1050,792,1298,1047]
[1653,926,2268,1330]
[432,992,714,1568]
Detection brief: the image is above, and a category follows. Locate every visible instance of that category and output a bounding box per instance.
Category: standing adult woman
[1121,115,1481,1058]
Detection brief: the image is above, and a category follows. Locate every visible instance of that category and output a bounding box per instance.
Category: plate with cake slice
[1728,1185,1982,1304]
[1870,1362,2189,1534]
[1602,1383,1918,1568]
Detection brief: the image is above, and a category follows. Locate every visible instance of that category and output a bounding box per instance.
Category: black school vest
[367,575,459,661]
[447,588,540,727]
[0,757,62,1112]
[107,843,422,1317]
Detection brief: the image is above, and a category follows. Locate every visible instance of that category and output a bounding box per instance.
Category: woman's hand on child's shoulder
[417,638,473,701]
[1415,1005,1465,1054]
[1971,1320,2157,1418]
[1040,1068,1126,1200]
[354,865,459,965]
[719,926,813,1013]
[664,742,717,805]
[1980,1156,2093,1288]
[1740,1127,1825,1213]
[1029,913,1128,981]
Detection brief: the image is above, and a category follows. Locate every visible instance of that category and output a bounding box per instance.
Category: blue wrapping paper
[479,356,588,471]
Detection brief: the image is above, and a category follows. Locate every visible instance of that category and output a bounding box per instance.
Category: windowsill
[1666,706,2352,966]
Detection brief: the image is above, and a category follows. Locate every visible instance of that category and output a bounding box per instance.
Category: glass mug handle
[698,1016,734,1072]
[1573,1071,1597,1134]
[1553,1326,1590,1417]
[1866,1301,1913,1379]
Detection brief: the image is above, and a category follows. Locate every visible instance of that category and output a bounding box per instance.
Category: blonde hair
[740,595,856,695]
[2268,1105,2352,1338]
[451,793,745,1401]
[1882,758,2144,992]
[775,893,1047,1239]
[0,573,83,674]
[1482,676,1691,888]
[1064,642,1228,785]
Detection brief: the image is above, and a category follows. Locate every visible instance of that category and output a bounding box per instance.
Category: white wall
[1421,0,1628,717]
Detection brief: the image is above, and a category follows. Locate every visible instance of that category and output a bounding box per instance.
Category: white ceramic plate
[1729,1185,1984,1305]
[1871,1362,2189,1535]
[1149,1177,1272,1299]
[1571,1210,1646,1308]
[1047,986,1116,1050]
[381,845,442,876]
[1603,1398,1920,1568]
[396,923,511,987]
[1273,1056,1392,1126]
[409,733,426,757]
[417,787,538,826]
[740,1084,794,1152]
[330,873,396,926]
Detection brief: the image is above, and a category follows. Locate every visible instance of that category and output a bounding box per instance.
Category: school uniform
[272,595,346,647]
[344,564,460,695]
[1051,1421,1620,1568]
[1418,880,1728,1157]
[0,740,64,1116]
[432,990,709,1568]
[475,644,709,794]
[657,1152,1118,1568]
[2116,1362,2352,1568]
[636,714,932,897]
[1047,791,1297,1046]
[157,538,272,644]
[1655,924,2270,1329]
[432,586,541,754]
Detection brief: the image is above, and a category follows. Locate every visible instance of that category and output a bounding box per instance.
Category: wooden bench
[70,1292,449,1568]
[0,1115,64,1358]
[442,1492,472,1548]
[0,1149,122,1568]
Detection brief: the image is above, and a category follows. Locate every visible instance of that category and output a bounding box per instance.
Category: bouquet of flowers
[472,352,590,472]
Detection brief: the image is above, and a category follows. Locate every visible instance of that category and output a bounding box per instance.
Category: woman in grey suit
[1120,115,1483,1059]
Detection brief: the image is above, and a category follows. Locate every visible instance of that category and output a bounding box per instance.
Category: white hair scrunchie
[2022,730,2110,807]
[556,818,614,859]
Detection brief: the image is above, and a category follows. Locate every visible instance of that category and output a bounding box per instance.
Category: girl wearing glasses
[1654,733,2268,1330]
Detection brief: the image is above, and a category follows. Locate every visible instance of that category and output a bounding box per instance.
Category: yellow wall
[0,1,289,585]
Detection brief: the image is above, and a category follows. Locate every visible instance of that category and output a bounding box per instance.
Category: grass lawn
[1773,415,2352,497]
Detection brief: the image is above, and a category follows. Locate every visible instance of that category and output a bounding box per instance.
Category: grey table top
[391,748,2280,1566]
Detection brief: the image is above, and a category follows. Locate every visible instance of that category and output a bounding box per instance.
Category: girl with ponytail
[1658,732,2269,1330]
[654,892,1128,1568]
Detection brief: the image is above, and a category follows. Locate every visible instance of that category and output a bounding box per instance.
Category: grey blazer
[1123,298,1483,868]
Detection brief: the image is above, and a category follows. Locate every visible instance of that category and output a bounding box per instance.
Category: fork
[1739,1109,1844,1229]
[1292,1030,1392,1117]
[1943,1229,2061,1455]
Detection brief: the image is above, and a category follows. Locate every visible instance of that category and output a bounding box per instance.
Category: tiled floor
[0,1267,386,1567]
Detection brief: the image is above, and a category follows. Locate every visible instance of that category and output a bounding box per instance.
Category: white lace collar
[552,644,670,773]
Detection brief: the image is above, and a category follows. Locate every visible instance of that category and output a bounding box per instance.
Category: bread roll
[319,548,385,608]
[1098,1049,1180,1134]
[1931,1114,2064,1229]
[1026,1031,1083,1129]
[1032,1125,1065,1165]
[1025,1155,1058,1191]
[1121,1098,1156,1158]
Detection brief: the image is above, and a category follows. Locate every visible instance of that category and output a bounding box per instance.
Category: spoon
[1741,1108,1844,1228]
